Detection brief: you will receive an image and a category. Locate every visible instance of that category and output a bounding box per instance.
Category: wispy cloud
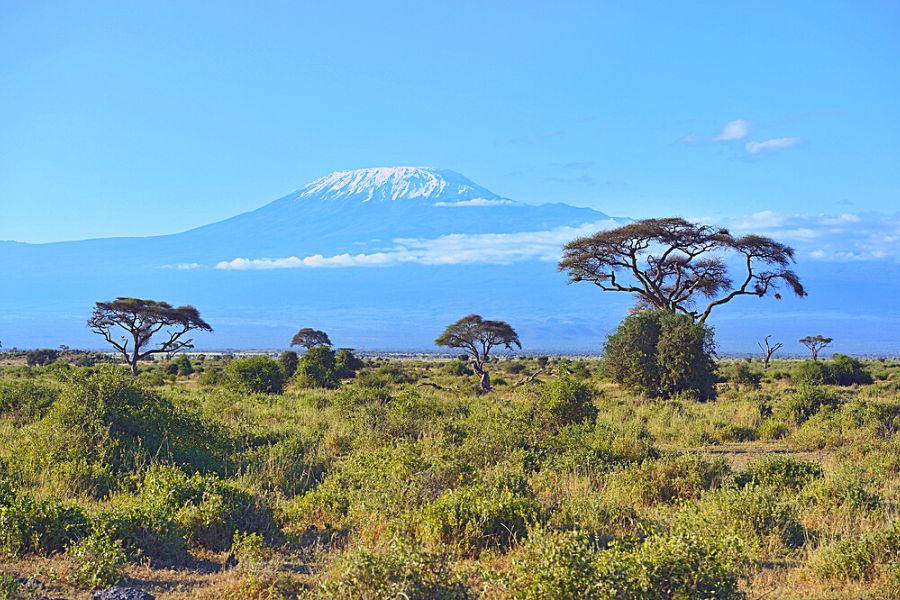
[681,118,800,158]
[160,262,203,270]
[703,211,900,262]
[216,219,622,271]
[745,137,799,155]
[714,119,749,141]
[433,199,515,207]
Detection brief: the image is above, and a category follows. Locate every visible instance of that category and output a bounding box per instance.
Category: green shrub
[801,464,881,511]
[546,422,657,474]
[722,362,762,389]
[792,361,831,386]
[335,348,364,378]
[537,374,597,428]
[677,486,806,558]
[67,529,126,589]
[0,379,59,422]
[277,351,299,379]
[605,454,730,505]
[173,355,194,376]
[594,529,748,599]
[811,521,899,583]
[13,368,228,496]
[296,346,339,389]
[421,480,540,553]
[319,538,467,599]
[827,354,873,386]
[225,356,284,394]
[510,526,599,599]
[0,485,90,556]
[776,384,840,426]
[733,455,824,491]
[603,310,716,400]
[444,360,473,377]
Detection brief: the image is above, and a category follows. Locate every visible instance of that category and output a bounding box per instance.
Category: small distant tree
[290,328,332,350]
[800,335,832,361]
[559,218,806,323]
[87,297,212,374]
[435,314,521,391]
[758,335,784,369]
[278,350,299,378]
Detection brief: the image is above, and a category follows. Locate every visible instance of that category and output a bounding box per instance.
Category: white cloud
[745,137,799,155]
[160,262,203,270]
[714,119,749,141]
[215,219,623,271]
[704,212,900,262]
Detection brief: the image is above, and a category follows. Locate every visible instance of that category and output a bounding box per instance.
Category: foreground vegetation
[0,352,897,599]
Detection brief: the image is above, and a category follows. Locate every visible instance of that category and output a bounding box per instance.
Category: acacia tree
[559,218,805,323]
[290,328,332,350]
[758,335,784,369]
[800,335,832,361]
[88,298,212,374]
[435,314,521,391]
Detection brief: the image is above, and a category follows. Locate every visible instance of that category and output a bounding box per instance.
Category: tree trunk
[473,362,492,391]
[479,370,492,391]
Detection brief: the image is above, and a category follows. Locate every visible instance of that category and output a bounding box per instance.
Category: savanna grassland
[0,353,897,599]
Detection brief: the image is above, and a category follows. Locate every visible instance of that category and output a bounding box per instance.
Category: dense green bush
[225,356,284,394]
[421,482,540,553]
[827,354,873,386]
[173,355,194,376]
[535,373,597,429]
[319,539,467,599]
[792,356,873,387]
[545,422,657,474]
[11,368,228,496]
[277,350,299,379]
[0,482,90,556]
[605,454,730,505]
[67,529,126,589]
[776,384,841,426]
[604,310,716,400]
[676,486,806,558]
[511,526,747,599]
[99,466,273,561]
[510,526,599,599]
[335,348,364,378]
[444,360,474,377]
[296,346,339,388]
[0,378,59,422]
[811,520,899,583]
[722,362,762,389]
[733,455,824,490]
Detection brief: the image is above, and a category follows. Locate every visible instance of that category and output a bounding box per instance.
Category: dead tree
[758,335,784,369]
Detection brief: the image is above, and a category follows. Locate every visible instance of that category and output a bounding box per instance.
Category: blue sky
[1,1,898,243]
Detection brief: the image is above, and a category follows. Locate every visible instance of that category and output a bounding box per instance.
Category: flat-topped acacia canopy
[87,297,212,374]
[559,217,806,323]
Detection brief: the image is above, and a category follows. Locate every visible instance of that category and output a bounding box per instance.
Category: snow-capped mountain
[290,166,513,205]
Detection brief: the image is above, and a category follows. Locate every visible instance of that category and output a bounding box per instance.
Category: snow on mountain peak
[295,167,506,204]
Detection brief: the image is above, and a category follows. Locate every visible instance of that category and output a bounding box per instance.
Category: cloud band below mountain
[215,219,622,270]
